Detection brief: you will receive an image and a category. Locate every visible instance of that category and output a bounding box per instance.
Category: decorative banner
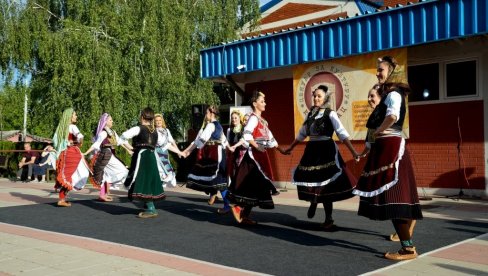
[293,48,409,140]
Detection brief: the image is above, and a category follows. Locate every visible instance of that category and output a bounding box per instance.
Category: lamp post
[22,80,28,142]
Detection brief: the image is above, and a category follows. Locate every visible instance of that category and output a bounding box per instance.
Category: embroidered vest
[132,125,158,148]
[366,91,406,131]
[251,114,270,141]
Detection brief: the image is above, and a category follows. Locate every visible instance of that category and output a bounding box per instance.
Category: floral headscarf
[93,113,110,142]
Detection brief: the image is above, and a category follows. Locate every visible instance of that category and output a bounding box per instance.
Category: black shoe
[271,190,280,196]
[307,203,317,218]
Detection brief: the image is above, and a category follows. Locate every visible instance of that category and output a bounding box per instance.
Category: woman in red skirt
[228,91,286,225]
[53,108,91,207]
[353,56,422,261]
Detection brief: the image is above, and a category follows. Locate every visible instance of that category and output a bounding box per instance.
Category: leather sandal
[389,233,400,242]
[385,247,418,261]
[320,220,335,230]
[57,200,71,207]
[138,212,158,218]
[231,205,242,223]
[241,218,257,225]
[98,196,113,202]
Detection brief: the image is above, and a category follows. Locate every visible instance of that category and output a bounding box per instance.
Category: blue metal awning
[200,0,488,79]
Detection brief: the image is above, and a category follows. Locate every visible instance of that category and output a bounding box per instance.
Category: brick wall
[246,79,486,190]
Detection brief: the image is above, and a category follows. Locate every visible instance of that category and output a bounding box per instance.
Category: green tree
[0,0,260,142]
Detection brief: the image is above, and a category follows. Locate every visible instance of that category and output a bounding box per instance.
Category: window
[407,58,479,104]
[446,60,477,97]
[408,63,439,102]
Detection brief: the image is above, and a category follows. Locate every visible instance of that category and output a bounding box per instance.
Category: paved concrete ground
[0,178,487,275]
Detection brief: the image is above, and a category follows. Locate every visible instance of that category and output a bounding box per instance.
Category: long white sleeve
[69,124,83,142]
[329,111,350,141]
[119,126,141,145]
[91,131,108,150]
[384,91,402,122]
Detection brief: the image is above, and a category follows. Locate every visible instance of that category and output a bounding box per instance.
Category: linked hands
[180,149,191,158]
[277,147,290,155]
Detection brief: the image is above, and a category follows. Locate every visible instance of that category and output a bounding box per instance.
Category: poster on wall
[293,48,409,140]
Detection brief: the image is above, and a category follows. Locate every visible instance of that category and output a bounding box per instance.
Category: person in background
[228,113,251,168]
[183,105,232,214]
[33,145,56,182]
[283,85,359,230]
[53,108,91,207]
[17,142,38,182]
[353,56,422,261]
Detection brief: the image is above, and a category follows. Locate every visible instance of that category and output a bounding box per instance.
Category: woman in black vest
[353,56,423,261]
[120,107,167,218]
[283,85,359,230]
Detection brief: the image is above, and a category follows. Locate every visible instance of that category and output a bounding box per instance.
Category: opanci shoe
[384,246,418,261]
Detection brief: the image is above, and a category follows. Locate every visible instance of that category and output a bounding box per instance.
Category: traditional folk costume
[353,89,422,259]
[226,125,247,178]
[228,113,279,221]
[156,127,177,188]
[120,125,166,217]
[292,107,356,226]
[53,109,91,206]
[353,90,422,219]
[88,115,129,201]
[186,120,230,209]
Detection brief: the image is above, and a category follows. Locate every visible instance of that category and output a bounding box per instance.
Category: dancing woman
[119,107,167,218]
[358,84,418,244]
[84,113,130,202]
[154,113,180,188]
[183,105,231,213]
[52,108,91,207]
[228,91,285,225]
[353,56,422,260]
[283,85,358,229]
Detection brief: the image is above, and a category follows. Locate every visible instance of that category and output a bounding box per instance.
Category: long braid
[53,108,74,156]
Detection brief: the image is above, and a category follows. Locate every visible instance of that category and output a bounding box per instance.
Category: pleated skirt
[293,140,356,203]
[353,136,423,221]
[186,145,227,194]
[228,149,274,209]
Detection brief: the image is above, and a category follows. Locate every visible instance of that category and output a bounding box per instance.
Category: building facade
[200,0,488,197]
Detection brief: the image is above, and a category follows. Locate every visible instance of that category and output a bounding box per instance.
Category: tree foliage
[0,0,260,141]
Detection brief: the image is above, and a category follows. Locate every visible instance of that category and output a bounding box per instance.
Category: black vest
[305,108,334,137]
[366,91,406,131]
[132,125,158,148]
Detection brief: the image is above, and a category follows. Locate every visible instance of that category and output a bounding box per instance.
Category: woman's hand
[277,147,288,155]
[255,144,266,152]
